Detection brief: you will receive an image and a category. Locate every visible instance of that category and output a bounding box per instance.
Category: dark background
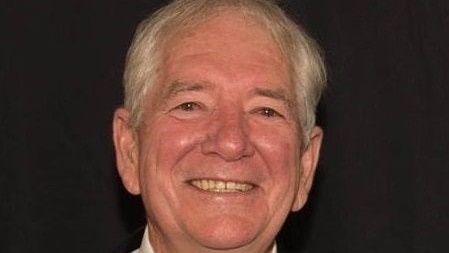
[2,0,448,252]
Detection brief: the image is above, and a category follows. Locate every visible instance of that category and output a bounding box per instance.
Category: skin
[113,11,322,253]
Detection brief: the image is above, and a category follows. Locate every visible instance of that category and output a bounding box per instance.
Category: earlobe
[113,108,141,195]
[292,126,323,211]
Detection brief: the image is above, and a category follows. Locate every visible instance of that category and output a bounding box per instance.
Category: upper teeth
[190,179,254,192]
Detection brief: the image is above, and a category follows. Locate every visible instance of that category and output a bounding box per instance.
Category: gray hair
[123,0,326,147]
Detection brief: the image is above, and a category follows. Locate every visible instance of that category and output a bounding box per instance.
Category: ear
[292,126,323,211]
[113,108,141,195]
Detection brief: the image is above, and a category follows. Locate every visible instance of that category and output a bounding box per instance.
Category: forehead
[155,11,291,89]
[165,11,279,57]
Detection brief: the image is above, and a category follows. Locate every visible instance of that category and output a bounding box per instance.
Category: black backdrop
[2,0,448,252]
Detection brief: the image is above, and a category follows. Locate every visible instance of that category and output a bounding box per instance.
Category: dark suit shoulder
[112,226,145,253]
[278,249,306,253]
[277,243,308,253]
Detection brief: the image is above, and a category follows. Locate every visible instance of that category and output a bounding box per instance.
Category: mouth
[189,179,254,193]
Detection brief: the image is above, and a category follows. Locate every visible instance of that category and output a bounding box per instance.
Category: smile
[189,179,254,193]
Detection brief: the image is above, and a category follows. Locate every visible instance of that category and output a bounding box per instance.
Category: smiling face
[114,11,322,253]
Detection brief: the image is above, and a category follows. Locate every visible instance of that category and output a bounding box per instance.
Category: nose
[201,110,255,161]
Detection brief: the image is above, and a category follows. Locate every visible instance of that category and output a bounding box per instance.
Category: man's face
[114,12,322,253]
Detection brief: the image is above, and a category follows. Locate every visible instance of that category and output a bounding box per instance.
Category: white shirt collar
[132,226,277,253]
[131,226,154,253]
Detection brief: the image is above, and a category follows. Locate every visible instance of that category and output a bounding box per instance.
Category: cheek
[251,128,302,223]
[142,118,204,175]
[255,122,299,162]
[137,118,204,216]
[253,126,301,186]
[269,142,298,182]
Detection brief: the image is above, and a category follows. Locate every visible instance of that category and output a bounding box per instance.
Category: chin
[189,215,265,250]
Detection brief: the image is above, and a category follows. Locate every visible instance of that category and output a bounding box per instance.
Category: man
[113,0,326,252]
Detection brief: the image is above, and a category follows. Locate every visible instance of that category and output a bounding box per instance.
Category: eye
[257,107,284,118]
[174,102,201,111]
[168,101,208,120]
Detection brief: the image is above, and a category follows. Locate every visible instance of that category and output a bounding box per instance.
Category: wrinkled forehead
[151,9,294,93]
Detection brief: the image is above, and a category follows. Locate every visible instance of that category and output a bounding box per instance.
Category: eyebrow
[163,81,212,99]
[163,81,294,107]
[251,87,294,108]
